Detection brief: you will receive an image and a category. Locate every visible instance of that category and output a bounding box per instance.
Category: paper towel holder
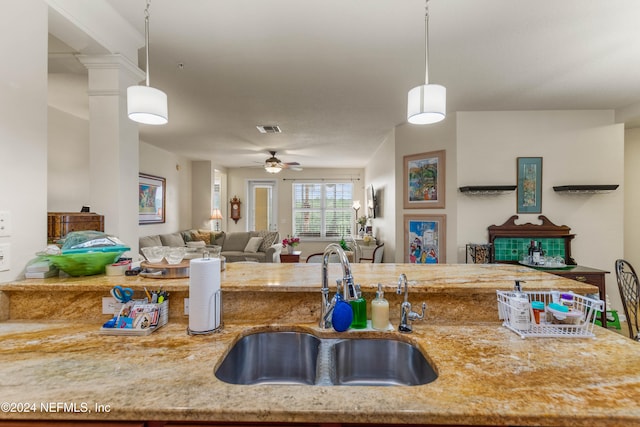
[187,289,223,335]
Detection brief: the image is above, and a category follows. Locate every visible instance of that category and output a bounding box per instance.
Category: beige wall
[0,0,48,282]
[47,107,90,211]
[226,167,364,258]
[138,142,193,241]
[364,130,397,262]
[624,128,640,273]
[457,110,624,311]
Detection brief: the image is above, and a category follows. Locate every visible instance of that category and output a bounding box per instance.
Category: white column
[77,54,145,256]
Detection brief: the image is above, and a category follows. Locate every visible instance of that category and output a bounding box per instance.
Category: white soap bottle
[510,280,531,331]
[371,283,390,331]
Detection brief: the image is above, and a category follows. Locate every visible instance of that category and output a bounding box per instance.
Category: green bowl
[43,251,125,276]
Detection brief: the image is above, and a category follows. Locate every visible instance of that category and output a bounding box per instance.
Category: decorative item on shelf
[126,0,168,125]
[357,216,368,237]
[210,208,223,231]
[362,234,374,246]
[552,185,619,194]
[281,235,300,254]
[230,196,241,223]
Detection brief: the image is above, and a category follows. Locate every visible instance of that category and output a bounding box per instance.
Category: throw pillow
[244,236,263,253]
[256,230,278,252]
[191,231,211,245]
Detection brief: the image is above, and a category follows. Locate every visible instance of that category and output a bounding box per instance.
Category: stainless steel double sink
[215,331,437,386]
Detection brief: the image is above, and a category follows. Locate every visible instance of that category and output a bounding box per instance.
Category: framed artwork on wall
[517,157,542,213]
[404,214,446,264]
[139,173,166,224]
[403,150,446,209]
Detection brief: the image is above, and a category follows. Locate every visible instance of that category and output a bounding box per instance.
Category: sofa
[139,229,282,263]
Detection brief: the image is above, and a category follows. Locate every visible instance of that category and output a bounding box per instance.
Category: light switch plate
[0,243,9,271]
[0,211,10,237]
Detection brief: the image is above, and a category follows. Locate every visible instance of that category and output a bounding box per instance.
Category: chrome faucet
[344,235,361,263]
[319,243,356,329]
[396,273,426,333]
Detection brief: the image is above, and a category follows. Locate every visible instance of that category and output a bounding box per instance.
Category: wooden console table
[545,265,609,327]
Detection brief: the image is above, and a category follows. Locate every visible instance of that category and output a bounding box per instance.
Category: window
[292,182,353,238]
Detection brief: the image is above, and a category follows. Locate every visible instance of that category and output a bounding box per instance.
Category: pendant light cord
[144,0,151,87]
[424,0,430,85]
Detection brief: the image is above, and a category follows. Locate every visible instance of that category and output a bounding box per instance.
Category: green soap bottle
[349,284,367,329]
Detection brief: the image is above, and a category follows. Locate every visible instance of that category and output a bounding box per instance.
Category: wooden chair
[360,243,384,263]
[305,252,343,263]
[615,259,640,341]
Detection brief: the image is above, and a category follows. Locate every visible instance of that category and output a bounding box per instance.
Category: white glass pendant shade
[407,84,446,124]
[264,161,282,173]
[127,85,168,125]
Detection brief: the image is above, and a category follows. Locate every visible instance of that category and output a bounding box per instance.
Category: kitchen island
[0,263,639,426]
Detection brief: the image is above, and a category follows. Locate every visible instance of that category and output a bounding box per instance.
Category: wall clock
[230,196,241,223]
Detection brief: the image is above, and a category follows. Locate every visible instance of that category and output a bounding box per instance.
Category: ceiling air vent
[256,125,282,134]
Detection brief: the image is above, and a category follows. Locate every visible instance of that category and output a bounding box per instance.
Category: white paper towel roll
[189,257,221,333]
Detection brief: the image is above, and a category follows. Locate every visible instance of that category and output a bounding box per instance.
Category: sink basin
[215,331,437,386]
[215,331,320,385]
[333,338,437,386]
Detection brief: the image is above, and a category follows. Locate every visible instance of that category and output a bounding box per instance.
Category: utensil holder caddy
[496,290,603,338]
[100,300,168,336]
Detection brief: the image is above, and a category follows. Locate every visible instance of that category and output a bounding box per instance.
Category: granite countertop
[0,263,604,294]
[1,320,639,426]
[1,263,638,426]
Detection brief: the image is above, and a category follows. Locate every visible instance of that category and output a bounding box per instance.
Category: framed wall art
[139,173,166,224]
[517,157,542,214]
[404,214,446,264]
[403,150,445,209]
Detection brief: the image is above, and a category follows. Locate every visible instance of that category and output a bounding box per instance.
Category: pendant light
[407,0,446,125]
[127,0,168,125]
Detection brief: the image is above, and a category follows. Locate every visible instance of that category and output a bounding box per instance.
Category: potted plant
[282,235,300,254]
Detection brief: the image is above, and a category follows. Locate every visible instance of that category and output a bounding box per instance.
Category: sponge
[332,299,353,332]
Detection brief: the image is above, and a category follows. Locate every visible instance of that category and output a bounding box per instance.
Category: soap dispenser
[371,283,390,331]
[349,284,367,329]
[510,280,531,331]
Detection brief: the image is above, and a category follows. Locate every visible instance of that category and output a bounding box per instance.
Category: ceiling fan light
[265,161,283,174]
[127,85,168,125]
[407,84,446,125]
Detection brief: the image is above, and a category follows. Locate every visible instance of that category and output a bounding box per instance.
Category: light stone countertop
[1,263,637,426]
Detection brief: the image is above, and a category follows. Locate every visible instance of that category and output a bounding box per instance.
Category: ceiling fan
[264,151,302,174]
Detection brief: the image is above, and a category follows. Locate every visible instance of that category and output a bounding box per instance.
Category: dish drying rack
[496,291,603,339]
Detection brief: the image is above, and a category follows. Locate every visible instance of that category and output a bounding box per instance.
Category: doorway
[248,180,278,231]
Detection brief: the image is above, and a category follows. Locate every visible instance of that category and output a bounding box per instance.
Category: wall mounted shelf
[553,185,619,194]
[459,185,516,195]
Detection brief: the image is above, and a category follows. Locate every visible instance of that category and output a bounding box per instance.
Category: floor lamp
[210,209,223,231]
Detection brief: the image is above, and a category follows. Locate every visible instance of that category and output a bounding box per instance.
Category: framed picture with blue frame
[404,214,446,264]
[517,157,542,214]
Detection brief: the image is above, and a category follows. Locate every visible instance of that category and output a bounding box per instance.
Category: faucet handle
[409,302,427,321]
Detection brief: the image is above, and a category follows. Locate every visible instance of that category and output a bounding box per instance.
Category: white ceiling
[48,0,640,170]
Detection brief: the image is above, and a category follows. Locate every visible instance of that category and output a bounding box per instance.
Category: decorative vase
[283,246,290,254]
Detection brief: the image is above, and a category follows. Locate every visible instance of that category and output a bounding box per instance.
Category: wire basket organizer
[496,290,604,339]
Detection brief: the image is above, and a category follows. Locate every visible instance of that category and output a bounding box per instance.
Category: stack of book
[25,260,59,279]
